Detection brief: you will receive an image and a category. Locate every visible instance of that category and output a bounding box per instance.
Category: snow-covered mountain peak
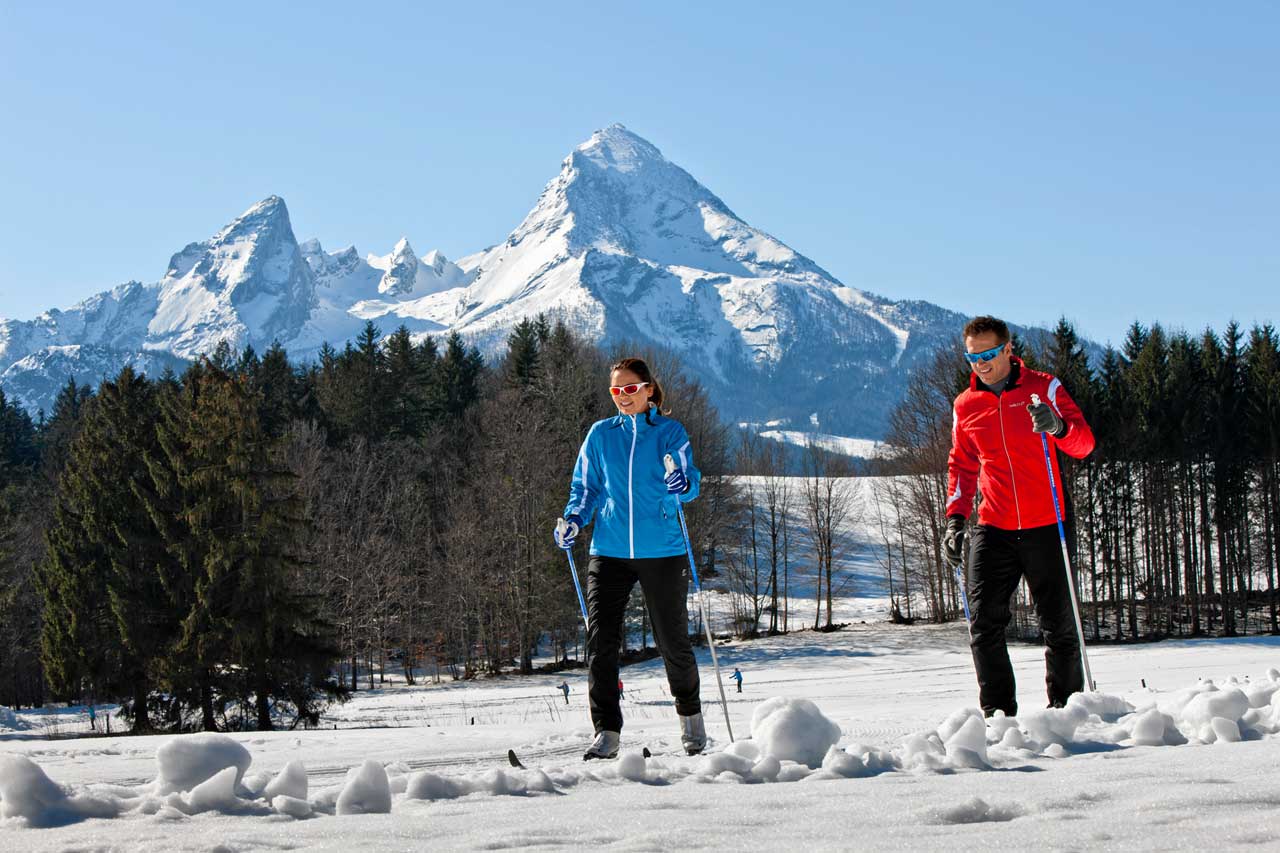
[574,123,667,175]
[374,237,421,296]
[216,194,290,241]
[423,249,451,274]
[148,196,315,358]
[2,129,977,435]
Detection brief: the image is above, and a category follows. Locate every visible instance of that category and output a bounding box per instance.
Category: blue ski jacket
[563,409,701,559]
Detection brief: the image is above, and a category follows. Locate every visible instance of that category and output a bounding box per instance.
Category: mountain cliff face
[1,125,974,436]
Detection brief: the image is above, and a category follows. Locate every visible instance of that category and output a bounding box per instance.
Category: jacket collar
[612,406,662,431]
[969,354,1023,394]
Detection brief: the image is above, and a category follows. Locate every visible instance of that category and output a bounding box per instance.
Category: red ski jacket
[946,356,1096,530]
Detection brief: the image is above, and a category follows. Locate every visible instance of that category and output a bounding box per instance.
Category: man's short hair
[963,315,1010,344]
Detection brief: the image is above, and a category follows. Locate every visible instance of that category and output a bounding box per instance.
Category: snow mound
[186,766,250,814]
[615,750,649,782]
[272,794,313,819]
[820,745,868,778]
[750,756,781,782]
[941,709,989,768]
[2,665,1279,840]
[155,733,252,794]
[264,760,308,801]
[750,697,842,768]
[403,766,555,801]
[1124,708,1184,746]
[1181,684,1250,728]
[336,760,391,815]
[1017,704,1089,748]
[405,771,467,801]
[1067,691,1132,722]
[0,755,120,827]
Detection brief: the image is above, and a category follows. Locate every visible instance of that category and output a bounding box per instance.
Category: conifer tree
[440,332,484,420]
[251,342,300,440]
[1246,324,1280,632]
[505,317,543,388]
[145,360,340,729]
[82,368,171,729]
[384,326,427,439]
[39,394,122,710]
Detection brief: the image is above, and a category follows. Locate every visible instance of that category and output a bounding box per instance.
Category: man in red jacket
[944,316,1096,717]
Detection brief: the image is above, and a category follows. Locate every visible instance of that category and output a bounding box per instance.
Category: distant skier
[555,357,706,760]
[945,316,1096,717]
[730,668,743,693]
[558,681,570,705]
[617,678,625,700]
[88,704,97,732]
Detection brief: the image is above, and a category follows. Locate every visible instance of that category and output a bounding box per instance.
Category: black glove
[943,515,966,566]
[1028,400,1066,437]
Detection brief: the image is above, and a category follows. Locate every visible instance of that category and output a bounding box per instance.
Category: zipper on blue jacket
[628,414,637,558]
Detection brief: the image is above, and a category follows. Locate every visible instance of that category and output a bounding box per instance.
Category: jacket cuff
[1053,420,1069,440]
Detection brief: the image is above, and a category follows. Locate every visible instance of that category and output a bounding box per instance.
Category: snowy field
[3,623,1280,851]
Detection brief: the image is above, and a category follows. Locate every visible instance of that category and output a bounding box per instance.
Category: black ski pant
[586,554,701,733]
[966,523,1083,716]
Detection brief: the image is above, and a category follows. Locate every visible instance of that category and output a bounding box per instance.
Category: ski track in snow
[3,624,1280,851]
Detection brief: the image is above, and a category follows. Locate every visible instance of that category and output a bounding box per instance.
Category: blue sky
[1,1,1275,346]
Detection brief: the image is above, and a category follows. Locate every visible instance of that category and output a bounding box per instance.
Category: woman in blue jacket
[555,357,704,760]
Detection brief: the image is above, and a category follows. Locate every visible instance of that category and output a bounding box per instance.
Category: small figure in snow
[555,358,706,760]
[730,667,743,693]
[617,678,624,700]
[558,681,570,705]
[88,704,97,732]
[945,316,1096,717]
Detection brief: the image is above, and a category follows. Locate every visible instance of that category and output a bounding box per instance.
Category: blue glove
[664,468,689,495]
[554,516,582,550]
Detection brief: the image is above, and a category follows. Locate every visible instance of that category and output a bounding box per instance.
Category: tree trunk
[131,678,150,733]
[200,673,217,732]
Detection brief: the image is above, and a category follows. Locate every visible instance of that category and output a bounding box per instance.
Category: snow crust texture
[3,668,1279,833]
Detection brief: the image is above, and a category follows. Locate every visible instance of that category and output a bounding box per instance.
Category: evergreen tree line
[0,319,737,727]
[875,318,1280,641]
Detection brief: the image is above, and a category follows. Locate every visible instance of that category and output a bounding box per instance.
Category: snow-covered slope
[1,125,974,433]
[432,125,967,434]
[424,125,976,434]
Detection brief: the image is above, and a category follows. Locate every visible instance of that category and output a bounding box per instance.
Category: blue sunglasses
[964,343,1007,364]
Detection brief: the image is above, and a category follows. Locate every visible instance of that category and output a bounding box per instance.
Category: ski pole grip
[556,517,568,536]
[1030,393,1042,406]
[663,453,677,476]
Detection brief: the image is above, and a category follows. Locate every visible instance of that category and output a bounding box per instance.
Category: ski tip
[642,747,651,759]
[507,749,525,769]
